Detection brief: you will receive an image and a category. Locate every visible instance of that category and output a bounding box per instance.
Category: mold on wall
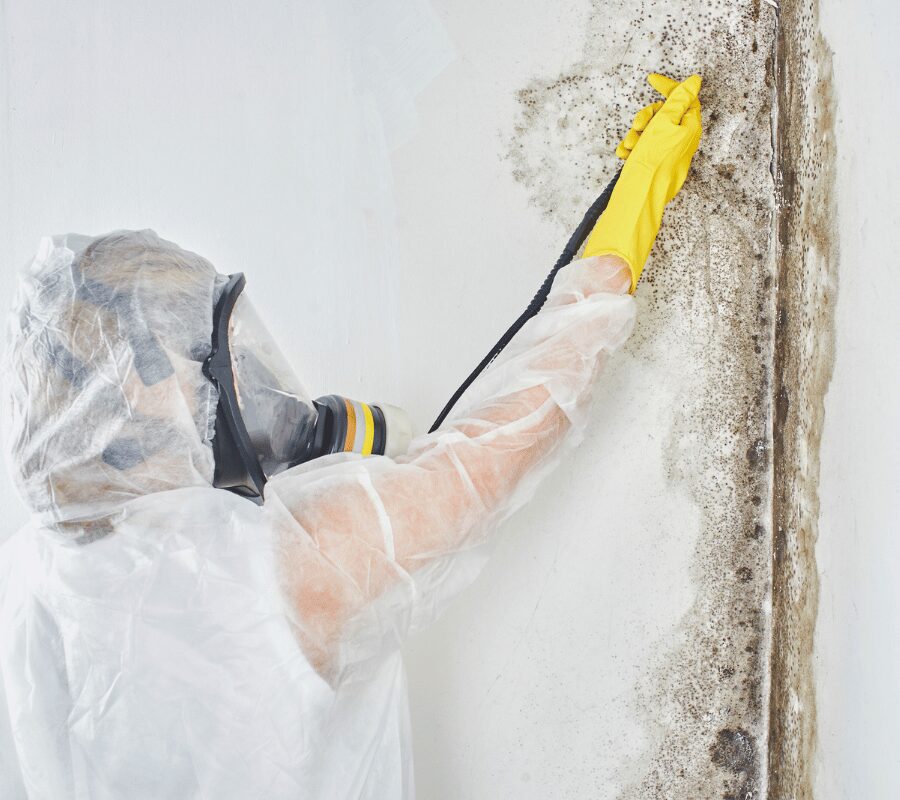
[768,0,837,796]
[508,1,779,796]
[506,0,837,795]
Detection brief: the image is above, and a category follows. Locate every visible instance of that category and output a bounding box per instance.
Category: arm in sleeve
[264,256,636,677]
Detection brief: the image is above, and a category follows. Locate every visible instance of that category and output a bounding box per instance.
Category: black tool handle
[429,167,622,433]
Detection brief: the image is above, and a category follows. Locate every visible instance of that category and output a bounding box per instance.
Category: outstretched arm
[267,72,703,677]
[266,256,635,676]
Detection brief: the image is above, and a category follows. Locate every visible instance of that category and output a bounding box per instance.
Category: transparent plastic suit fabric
[2,231,224,541]
[0,231,635,799]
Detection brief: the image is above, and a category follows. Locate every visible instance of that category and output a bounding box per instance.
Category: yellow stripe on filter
[347,399,376,456]
[343,397,357,452]
[361,402,375,455]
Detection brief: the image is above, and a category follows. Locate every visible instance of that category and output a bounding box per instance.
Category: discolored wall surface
[399,0,841,796]
[769,0,837,795]
[397,0,784,797]
[510,6,778,792]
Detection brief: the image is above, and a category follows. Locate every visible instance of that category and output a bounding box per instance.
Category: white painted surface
[815,2,900,797]
[0,2,761,798]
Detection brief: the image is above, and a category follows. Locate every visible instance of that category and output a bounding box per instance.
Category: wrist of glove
[584,73,702,292]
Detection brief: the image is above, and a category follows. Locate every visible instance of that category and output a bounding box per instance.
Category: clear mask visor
[227,293,317,476]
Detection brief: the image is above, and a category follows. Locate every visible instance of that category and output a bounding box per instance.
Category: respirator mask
[203,273,412,500]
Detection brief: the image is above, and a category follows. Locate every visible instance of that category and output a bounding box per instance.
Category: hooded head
[3,230,226,541]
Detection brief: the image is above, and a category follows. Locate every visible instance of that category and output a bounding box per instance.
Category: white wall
[814,1,900,797]
[1,2,777,798]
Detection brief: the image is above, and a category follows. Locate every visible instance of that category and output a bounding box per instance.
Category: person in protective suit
[0,74,701,798]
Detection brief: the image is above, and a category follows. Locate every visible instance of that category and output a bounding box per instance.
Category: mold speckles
[711,728,759,800]
[768,0,838,796]
[746,438,767,470]
[506,0,781,797]
[711,727,756,773]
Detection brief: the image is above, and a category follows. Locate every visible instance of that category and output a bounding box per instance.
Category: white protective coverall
[0,230,635,798]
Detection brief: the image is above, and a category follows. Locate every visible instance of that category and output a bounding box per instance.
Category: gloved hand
[584,73,703,292]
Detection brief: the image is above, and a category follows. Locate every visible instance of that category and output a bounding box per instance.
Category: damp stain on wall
[768,0,837,796]
[505,0,836,796]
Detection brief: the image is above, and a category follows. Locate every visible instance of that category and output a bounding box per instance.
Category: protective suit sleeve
[264,256,636,678]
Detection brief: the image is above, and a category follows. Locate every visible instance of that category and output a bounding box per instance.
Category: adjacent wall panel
[814,0,900,797]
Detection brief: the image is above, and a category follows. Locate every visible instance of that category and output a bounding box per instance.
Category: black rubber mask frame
[202,273,268,500]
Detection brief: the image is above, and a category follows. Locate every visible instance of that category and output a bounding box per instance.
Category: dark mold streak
[767,0,837,797]
[506,0,836,796]
[508,0,777,796]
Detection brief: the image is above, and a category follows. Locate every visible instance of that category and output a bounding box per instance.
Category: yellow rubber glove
[584,73,702,292]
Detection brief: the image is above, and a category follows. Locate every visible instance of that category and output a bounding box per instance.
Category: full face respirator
[203,163,622,501]
[203,273,412,500]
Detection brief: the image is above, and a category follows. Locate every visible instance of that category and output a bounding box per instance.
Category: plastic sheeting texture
[0,232,634,798]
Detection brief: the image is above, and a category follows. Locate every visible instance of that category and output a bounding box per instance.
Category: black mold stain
[768,0,838,796]
[506,0,836,795]
[710,728,760,800]
[506,0,780,797]
[711,728,756,773]
[746,438,767,470]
